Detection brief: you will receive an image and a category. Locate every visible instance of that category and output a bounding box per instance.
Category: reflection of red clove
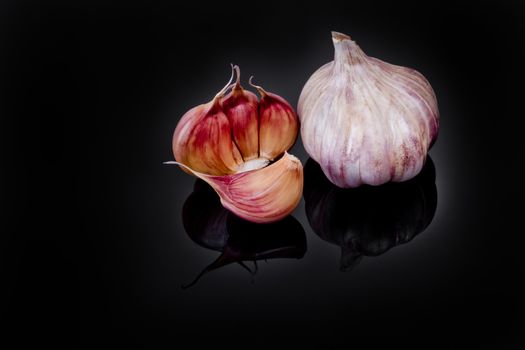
[181,179,306,289]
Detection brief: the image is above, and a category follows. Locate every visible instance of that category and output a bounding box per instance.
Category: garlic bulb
[298,31,439,188]
[168,65,302,223]
[249,77,299,160]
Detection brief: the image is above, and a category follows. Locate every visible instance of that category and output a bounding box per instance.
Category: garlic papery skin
[168,152,303,224]
[298,31,439,188]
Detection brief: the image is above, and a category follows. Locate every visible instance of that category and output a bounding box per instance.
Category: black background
[1,0,523,347]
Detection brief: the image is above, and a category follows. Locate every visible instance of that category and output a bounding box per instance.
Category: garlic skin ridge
[298,32,439,188]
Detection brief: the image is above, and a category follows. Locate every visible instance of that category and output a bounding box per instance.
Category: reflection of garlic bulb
[167,65,302,223]
[303,157,437,271]
[298,32,439,188]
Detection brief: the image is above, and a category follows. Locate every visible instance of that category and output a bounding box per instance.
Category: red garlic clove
[249,77,299,161]
[221,65,260,161]
[172,67,243,175]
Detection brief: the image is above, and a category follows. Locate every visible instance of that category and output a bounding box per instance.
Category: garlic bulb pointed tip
[331,31,351,42]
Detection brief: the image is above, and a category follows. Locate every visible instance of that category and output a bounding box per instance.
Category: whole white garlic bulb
[298,31,439,188]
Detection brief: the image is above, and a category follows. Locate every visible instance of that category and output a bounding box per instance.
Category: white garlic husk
[298,31,439,188]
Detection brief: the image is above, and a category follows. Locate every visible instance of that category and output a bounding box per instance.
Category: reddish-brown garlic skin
[257,92,299,161]
[172,100,243,176]
[221,85,260,161]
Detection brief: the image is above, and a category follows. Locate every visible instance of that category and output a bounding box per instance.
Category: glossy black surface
[1,0,521,347]
[182,180,306,289]
[304,157,437,271]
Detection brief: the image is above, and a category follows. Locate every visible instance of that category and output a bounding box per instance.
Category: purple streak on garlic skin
[298,32,439,188]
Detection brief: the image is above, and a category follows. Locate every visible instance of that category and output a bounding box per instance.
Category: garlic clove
[222,66,260,161]
[172,152,303,224]
[172,101,244,175]
[249,77,299,161]
[172,67,244,175]
[298,31,439,188]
